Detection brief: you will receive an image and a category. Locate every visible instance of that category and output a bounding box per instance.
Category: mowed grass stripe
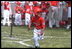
[1,26,71,48]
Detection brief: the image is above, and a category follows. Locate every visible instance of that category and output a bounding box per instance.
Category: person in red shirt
[41,2,48,20]
[28,11,45,48]
[33,1,38,5]
[2,1,12,26]
[33,3,41,16]
[14,1,23,25]
[24,2,33,27]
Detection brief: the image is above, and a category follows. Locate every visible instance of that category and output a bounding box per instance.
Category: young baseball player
[28,11,45,48]
[24,1,32,26]
[41,2,48,20]
[14,1,22,25]
[2,1,12,26]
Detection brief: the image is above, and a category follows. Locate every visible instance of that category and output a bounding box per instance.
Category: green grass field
[1,26,71,48]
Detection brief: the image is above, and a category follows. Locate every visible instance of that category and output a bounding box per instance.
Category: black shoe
[35,46,40,48]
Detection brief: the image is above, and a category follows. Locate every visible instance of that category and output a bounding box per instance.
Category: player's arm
[28,17,33,30]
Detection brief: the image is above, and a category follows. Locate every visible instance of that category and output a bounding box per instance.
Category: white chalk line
[18,41,34,47]
[1,40,34,48]
[1,31,71,47]
[1,39,71,48]
[2,35,71,47]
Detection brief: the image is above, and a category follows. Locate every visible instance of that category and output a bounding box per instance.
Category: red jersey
[31,16,45,29]
[48,1,59,6]
[3,1,10,10]
[33,1,38,4]
[66,1,71,7]
[33,6,41,14]
[42,9,48,13]
[15,6,23,13]
[41,2,47,9]
[25,5,32,14]
[16,1,21,5]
